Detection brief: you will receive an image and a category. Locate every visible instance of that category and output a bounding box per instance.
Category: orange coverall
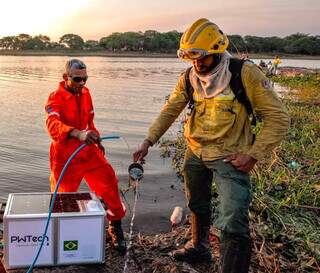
[45,81,125,220]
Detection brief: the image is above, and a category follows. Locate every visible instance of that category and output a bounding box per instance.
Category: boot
[108,220,127,254]
[219,231,251,273]
[173,213,213,263]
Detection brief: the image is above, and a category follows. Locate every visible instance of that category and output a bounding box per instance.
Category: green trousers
[183,149,252,237]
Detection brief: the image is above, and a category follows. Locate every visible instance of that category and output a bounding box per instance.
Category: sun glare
[0,0,89,38]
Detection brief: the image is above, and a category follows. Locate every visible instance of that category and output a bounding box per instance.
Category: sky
[0,0,319,41]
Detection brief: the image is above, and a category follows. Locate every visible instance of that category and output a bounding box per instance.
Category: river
[0,56,319,201]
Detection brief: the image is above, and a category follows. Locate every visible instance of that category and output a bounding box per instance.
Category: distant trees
[159,31,181,52]
[284,34,320,55]
[59,34,84,50]
[227,33,320,56]
[0,34,52,50]
[100,32,144,51]
[229,35,286,53]
[24,35,51,50]
[0,31,319,55]
[99,30,180,52]
[84,40,100,50]
[228,35,247,53]
[142,30,161,51]
[0,36,17,49]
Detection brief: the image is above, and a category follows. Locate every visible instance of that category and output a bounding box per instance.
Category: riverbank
[278,66,320,77]
[1,50,320,60]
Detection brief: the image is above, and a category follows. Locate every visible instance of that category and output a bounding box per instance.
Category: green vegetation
[0,31,181,53]
[160,75,320,272]
[273,74,320,105]
[230,33,320,55]
[0,32,319,55]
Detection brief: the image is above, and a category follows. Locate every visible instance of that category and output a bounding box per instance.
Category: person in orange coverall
[45,59,126,253]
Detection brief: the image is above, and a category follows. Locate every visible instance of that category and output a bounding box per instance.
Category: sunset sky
[0,0,319,41]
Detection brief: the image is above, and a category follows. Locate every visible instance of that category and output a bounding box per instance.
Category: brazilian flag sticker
[64,240,78,251]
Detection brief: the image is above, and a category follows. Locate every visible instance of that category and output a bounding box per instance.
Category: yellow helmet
[178,18,229,61]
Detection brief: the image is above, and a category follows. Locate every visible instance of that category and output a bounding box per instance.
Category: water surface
[0,56,318,200]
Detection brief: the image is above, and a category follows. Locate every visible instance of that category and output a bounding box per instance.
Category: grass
[160,74,320,272]
[273,74,320,105]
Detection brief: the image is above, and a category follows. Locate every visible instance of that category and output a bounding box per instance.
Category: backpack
[184,58,257,126]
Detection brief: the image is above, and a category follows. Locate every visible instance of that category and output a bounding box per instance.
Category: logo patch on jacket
[262,79,272,90]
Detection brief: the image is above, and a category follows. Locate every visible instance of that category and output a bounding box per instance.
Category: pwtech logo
[64,240,78,251]
[10,235,49,246]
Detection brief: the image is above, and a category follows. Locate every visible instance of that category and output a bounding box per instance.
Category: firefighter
[133,19,290,272]
[45,59,126,253]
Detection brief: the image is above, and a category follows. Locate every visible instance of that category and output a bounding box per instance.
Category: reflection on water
[0,56,319,200]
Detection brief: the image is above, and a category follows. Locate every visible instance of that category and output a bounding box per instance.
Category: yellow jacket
[273,58,281,65]
[146,62,290,161]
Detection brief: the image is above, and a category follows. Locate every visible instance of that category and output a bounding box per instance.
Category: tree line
[0,31,319,55]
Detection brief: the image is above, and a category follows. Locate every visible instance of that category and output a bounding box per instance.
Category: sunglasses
[68,75,88,83]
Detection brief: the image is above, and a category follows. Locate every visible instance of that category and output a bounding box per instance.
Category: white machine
[3,192,106,269]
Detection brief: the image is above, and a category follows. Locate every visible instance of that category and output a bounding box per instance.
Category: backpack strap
[229,58,257,126]
[184,66,194,112]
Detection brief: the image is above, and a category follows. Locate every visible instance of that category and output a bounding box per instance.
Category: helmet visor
[177,48,209,60]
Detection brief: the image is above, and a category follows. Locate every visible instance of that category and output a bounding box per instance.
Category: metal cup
[128,163,144,182]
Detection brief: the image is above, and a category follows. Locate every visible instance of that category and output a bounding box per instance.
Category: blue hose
[26,135,120,273]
